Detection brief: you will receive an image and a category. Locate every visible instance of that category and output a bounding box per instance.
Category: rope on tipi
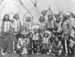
[18,0,33,17]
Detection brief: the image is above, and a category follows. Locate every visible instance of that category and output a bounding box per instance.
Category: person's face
[45,33,49,38]
[15,16,19,20]
[34,29,38,33]
[14,13,19,20]
[48,15,53,21]
[56,18,60,23]
[4,15,9,20]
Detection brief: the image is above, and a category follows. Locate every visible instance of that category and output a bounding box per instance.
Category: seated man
[41,31,51,54]
[51,37,63,56]
[16,36,28,55]
[32,29,40,54]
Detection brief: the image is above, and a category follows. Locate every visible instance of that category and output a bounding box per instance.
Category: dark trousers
[2,38,13,53]
[68,46,74,55]
[32,40,38,53]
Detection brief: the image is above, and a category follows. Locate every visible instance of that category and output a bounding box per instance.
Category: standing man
[13,13,21,33]
[55,15,62,32]
[0,14,15,55]
[45,14,55,31]
[62,15,72,55]
[62,15,72,36]
[2,14,12,32]
[12,13,21,52]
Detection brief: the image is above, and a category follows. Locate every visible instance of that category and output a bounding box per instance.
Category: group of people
[0,10,75,56]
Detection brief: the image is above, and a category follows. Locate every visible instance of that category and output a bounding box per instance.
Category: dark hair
[48,14,53,21]
[3,14,10,21]
[13,13,19,20]
[63,16,68,22]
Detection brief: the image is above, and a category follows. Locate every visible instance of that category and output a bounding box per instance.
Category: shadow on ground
[0,53,75,57]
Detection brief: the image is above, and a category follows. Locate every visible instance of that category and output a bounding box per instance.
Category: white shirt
[43,37,49,44]
[71,29,74,37]
[70,18,75,37]
[13,19,21,32]
[69,39,75,47]
[4,21,11,32]
[46,20,55,29]
[62,20,72,34]
[56,21,62,32]
[17,38,28,54]
[17,38,27,49]
[32,33,39,40]
[0,21,2,33]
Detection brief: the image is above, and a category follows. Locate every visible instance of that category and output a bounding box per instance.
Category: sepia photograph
[0,0,75,57]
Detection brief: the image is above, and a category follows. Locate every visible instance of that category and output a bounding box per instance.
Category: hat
[44,30,52,38]
[24,13,33,22]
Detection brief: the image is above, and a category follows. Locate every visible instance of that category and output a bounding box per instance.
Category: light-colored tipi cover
[0,0,29,21]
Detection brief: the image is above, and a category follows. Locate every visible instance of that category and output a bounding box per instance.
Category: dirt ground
[0,53,75,57]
